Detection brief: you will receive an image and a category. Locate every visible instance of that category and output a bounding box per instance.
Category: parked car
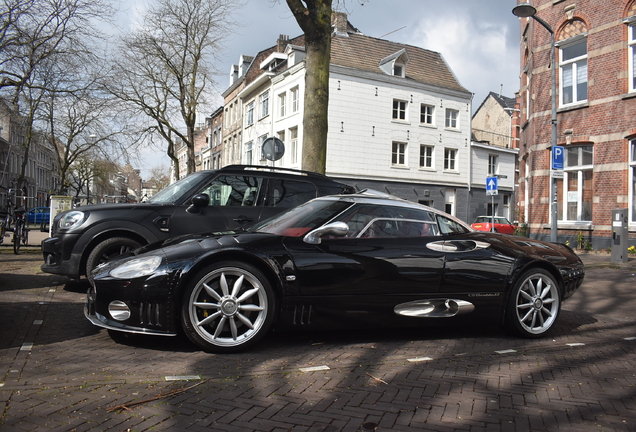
[471,216,518,235]
[27,207,50,225]
[42,165,356,280]
[85,192,584,353]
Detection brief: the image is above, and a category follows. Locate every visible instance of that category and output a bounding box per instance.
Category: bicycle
[0,185,30,254]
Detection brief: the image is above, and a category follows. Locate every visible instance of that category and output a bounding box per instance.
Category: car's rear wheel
[506,269,561,338]
[181,262,275,353]
[85,237,141,280]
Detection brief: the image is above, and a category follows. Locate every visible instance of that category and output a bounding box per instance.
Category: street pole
[512,3,558,242]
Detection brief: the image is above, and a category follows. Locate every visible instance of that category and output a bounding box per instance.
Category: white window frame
[419,145,434,169]
[445,189,456,216]
[558,145,593,222]
[630,139,636,223]
[392,141,407,166]
[245,141,253,165]
[246,101,254,126]
[629,22,636,93]
[392,99,407,121]
[393,63,404,77]
[559,36,588,106]
[259,91,269,119]
[444,148,457,171]
[488,154,499,176]
[290,127,298,164]
[279,92,286,118]
[420,104,434,125]
[445,108,459,129]
[291,87,299,113]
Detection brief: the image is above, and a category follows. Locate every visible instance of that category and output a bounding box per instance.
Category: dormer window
[379,48,410,78]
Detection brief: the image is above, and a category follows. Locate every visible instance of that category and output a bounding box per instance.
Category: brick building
[515,0,636,248]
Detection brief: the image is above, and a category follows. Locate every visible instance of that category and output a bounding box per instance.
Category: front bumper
[85,268,179,336]
[41,236,83,278]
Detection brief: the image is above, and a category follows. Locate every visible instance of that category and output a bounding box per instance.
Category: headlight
[110,256,162,279]
[58,211,86,230]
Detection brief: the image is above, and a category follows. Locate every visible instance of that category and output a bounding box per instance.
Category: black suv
[42,165,355,280]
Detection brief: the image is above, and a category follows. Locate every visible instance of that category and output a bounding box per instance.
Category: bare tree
[0,0,117,191]
[285,0,333,175]
[108,0,240,180]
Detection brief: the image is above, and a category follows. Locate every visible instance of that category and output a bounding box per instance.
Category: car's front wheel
[181,262,276,353]
[506,269,561,338]
[85,237,142,279]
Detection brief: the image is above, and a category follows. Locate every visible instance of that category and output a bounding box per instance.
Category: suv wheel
[86,237,141,280]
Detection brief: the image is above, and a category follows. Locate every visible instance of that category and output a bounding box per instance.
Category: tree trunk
[286,0,332,175]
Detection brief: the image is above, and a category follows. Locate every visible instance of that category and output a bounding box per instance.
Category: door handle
[233,216,254,223]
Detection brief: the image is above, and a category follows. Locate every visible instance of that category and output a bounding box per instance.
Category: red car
[471,216,518,235]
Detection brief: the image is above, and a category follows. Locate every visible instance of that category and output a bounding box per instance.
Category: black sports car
[85,193,584,353]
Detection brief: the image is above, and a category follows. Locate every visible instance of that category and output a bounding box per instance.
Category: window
[560,38,588,105]
[245,141,253,165]
[445,109,458,128]
[629,24,636,93]
[393,64,404,77]
[279,92,286,117]
[420,104,434,125]
[630,140,636,222]
[201,175,263,207]
[392,142,407,166]
[290,127,298,164]
[246,101,254,126]
[488,155,498,176]
[267,179,317,208]
[259,91,269,118]
[419,145,433,168]
[258,135,268,161]
[291,87,299,112]
[392,99,407,120]
[444,189,456,216]
[556,145,593,222]
[444,148,457,171]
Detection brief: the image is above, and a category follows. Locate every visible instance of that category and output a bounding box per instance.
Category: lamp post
[512,3,558,243]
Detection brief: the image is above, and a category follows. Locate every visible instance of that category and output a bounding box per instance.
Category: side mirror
[186,193,210,214]
[303,222,349,244]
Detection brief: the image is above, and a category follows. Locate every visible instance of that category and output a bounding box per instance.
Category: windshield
[250,198,354,237]
[147,172,207,204]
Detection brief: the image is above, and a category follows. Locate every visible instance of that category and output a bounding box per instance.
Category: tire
[181,262,276,353]
[85,237,142,279]
[13,223,23,254]
[505,269,561,338]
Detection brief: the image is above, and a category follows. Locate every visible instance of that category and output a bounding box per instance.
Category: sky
[114,0,522,178]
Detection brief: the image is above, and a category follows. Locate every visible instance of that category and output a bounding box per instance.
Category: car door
[285,204,445,298]
[169,174,266,236]
[427,215,513,294]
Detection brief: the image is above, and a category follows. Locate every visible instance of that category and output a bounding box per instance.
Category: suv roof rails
[222,164,330,178]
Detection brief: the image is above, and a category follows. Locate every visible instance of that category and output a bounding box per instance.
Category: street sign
[552,146,564,170]
[486,176,498,196]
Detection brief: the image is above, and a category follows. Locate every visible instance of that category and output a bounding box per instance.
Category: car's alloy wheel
[181,263,275,353]
[85,237,142,280]
[507,269,561,337]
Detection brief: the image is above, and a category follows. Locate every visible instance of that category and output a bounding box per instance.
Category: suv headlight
[59,210,86,230]
[110,256,162,279]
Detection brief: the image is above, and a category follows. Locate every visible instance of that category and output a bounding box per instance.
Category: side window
[200,175,263,207]
[335,204,439,238]
[436,214,470,235]
[267,179,317,208]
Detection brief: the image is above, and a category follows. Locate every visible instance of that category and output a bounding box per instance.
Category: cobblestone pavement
[1,248,635,431]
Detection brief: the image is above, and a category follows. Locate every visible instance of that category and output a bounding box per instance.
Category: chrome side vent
[394,299,475,318]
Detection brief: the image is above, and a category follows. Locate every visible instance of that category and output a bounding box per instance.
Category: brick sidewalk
[1,251,635,431]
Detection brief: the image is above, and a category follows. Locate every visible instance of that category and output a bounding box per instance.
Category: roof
[330,33,468,93]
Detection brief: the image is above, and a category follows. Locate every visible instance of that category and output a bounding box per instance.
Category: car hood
[135,230,278,256]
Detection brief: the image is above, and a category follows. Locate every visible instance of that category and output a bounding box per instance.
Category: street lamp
[512,3,558,243]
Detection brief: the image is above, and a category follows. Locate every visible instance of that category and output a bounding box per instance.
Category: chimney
[332,12,349,37]
[277,34,289,52]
